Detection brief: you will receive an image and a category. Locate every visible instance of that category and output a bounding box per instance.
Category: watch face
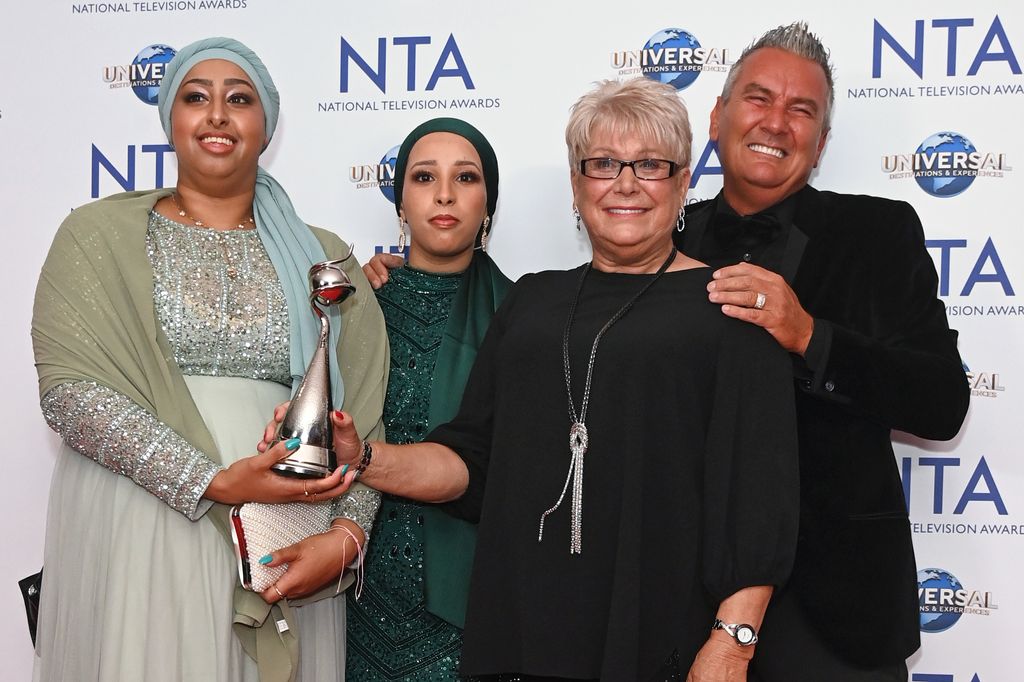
[735,625,756,645]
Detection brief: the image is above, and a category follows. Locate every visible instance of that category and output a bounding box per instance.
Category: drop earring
[676,205,686,232]
[479,215,491,252]
[397,215,408,251]
[573,206,582,232]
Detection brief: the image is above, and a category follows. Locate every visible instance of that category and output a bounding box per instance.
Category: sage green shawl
[32,189,388,681]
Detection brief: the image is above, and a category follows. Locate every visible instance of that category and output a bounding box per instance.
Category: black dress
[429,265,800,680]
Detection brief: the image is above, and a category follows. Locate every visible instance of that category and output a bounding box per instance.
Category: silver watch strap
[712,618,759,646]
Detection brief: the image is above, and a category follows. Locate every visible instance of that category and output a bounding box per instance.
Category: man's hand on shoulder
[708,262,814,355]
[362,253,406,289]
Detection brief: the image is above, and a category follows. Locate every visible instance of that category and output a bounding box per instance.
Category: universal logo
[611,28,731,91]
[964,363,1006,399]
[881,131,1011,198]
[102,44,177,105]
[918,567,997,633]
[349,145,401,203]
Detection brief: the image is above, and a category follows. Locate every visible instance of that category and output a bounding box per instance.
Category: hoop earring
[479,215,491,252]
[676,205,686,232]
[397,215,408,251]
[573,206,582,232]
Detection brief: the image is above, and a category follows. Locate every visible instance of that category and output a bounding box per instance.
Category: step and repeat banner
[1,1,1020,679]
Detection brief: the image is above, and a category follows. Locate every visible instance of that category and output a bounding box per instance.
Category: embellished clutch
[230,501,333,592]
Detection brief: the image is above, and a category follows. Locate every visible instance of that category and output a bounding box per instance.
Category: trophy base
[271,444,336,479]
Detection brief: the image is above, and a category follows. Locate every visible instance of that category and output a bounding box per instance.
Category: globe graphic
[918,568,965,633]
[378,145,401,203]
[914,132,977,198]
[642,29,702,91]
[131,44,176,105]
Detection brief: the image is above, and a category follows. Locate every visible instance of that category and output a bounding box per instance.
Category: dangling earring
[573,206,582,232]
[479,215,491,252]
[397,214,408,251]
[676,205,686,232]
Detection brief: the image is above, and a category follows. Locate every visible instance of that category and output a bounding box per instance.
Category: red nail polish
[333,410,344,420]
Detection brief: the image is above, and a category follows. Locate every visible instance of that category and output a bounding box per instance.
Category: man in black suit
[676,22,970,681]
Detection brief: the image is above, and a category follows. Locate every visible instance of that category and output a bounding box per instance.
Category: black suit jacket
[676,186,970,667]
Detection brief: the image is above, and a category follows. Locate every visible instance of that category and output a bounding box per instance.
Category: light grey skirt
[33,376,347,682]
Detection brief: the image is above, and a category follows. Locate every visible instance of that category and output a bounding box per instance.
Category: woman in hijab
[277,78,799,681]
[31,37,387,681]
[340,117,512,680]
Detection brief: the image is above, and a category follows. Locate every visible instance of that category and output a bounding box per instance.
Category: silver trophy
[271,249,357,478]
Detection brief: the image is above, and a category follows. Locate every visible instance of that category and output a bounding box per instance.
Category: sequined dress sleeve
[40,212,379,533]
[41,381,221,520]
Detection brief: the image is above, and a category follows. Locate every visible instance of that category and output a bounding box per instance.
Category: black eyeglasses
[579,157,680,180]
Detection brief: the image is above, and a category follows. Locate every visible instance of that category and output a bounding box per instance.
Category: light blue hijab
[158,37,343,407]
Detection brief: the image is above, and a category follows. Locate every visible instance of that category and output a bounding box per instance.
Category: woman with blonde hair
[277,78,800,680]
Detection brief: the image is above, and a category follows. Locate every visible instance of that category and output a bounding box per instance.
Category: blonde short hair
[565,78,693,172]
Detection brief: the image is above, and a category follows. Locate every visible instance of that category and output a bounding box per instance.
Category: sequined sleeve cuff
[332,483,381,543]
[41,381,224,520]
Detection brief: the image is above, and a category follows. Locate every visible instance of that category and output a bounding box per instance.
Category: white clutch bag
[230,501,333,592]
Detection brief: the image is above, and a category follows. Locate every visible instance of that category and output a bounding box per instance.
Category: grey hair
[566,78,693,172]
[721,21,835,129]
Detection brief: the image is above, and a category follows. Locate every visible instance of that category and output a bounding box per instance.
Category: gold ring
[303,481,309,497]
[273,585,285,599]
[754,292,767,310]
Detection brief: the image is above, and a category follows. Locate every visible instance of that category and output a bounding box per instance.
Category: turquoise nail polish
[258,555,272,565]
[340,464,349,475]
[285,437,301,450]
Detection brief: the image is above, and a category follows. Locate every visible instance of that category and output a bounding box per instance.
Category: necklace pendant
[569,421,589,457]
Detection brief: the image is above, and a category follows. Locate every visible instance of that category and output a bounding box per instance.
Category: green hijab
[390,117,511,627]
[393,117,499,248]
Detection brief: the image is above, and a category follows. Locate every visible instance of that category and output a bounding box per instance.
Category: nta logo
[873,16,1021,78]
[340,35,473,94]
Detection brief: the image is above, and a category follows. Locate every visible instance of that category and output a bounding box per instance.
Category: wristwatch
[712,618,759,646]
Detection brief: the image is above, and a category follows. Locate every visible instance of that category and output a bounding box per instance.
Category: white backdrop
[1,1,1021,680]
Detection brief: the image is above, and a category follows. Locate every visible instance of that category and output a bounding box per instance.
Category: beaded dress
[34,212,377,682]
[347,266,466,680]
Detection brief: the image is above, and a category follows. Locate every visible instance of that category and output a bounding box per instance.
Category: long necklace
[538,246,677,554]
[170,193,255,231]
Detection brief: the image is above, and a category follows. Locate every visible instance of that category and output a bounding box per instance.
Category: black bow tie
[710,211,783,251]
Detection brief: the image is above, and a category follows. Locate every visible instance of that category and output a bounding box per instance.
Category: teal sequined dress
[347,266,467,680]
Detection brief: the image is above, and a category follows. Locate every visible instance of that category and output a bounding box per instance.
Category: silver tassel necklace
[538,246,677,554]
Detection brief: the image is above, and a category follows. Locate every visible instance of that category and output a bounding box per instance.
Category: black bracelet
[355,440,373,478]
